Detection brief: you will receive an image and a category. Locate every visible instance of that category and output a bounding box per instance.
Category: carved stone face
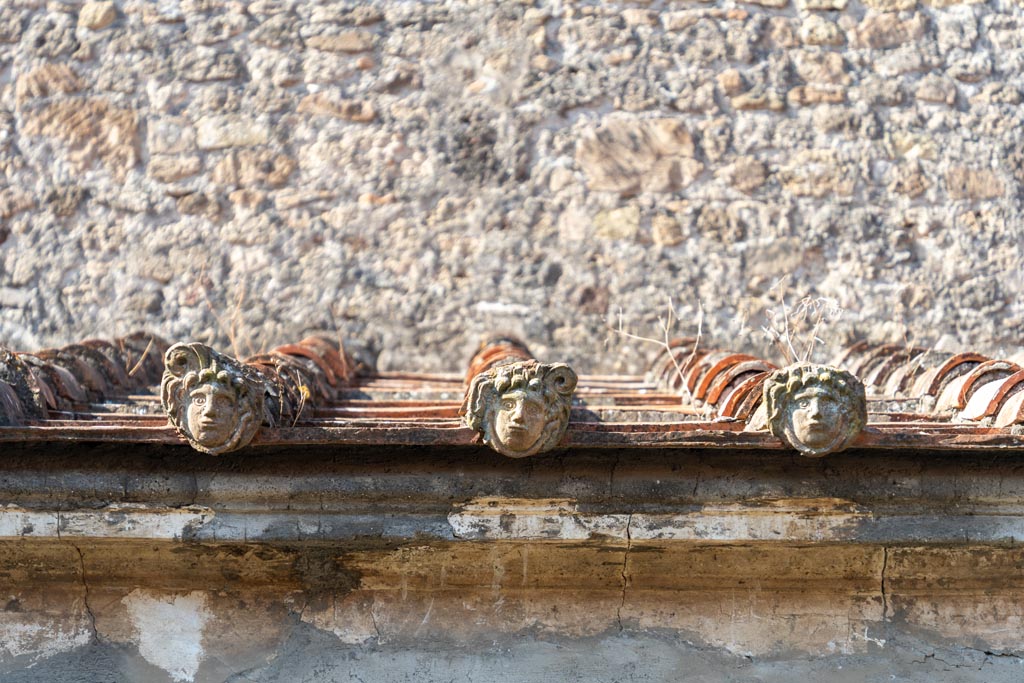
[186,382,238,449]
[162,342,264,455]
[463,360,578,458]
[763,363,866,457]
[493,389,546,453]
[787,387,845,452]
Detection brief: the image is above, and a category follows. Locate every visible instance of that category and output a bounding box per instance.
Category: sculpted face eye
[502,400,515,411]
[798,399,810,409]
[192,395,207,406]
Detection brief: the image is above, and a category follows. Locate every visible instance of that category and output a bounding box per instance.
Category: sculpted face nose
[807,399,822,419]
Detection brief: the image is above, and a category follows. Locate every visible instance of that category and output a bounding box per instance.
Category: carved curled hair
[181,367,247,396]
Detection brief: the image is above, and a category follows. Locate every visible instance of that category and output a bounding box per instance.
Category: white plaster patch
[0,506,59,537]
[62,505,213,539]
[0,616,91,663]
[123,590,211,682]
[631,499,866,542]
[448,498,629,540]
[449,498,864,542]
[0,505,213,540]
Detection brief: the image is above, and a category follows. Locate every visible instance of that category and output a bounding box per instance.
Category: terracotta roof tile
[0,333,1021,455]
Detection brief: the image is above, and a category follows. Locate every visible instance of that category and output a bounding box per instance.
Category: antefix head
[463,360,577,458]
[161,343,263,455]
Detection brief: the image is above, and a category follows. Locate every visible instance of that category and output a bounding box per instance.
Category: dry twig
[762,278,843,365]
[610,297,704,407]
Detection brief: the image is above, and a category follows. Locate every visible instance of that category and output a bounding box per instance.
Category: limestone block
[0,188,34,220]
[672,82,718,113]
[14,64,82,105]
[779,150,856,197]
[228,189,266,210]
[148,117,196,155]
[699,118,732,162]
[945,168,1004,200]
[765,17,799,48]
[297,93,376,122]
[915,73,957,105]
[857,76,905,106]
[176,48,241,82]
[251,14,301,49]
[731,88,785,111]
[594,205,640,241]
[0,7,25,43]
[663,10,712,31]
[791,50,851,85]
[888,162,929,198]
[856,13,927,50]
[211,150,295,187]
[947,53,992,82]
[800,16,844,46]
[787,85,846,106]
[186,12,249,45]
[936,9,978,52]
[306,29,376,53]
[195,116,270,150]
[969,83,1022,105]
[716,156,768,194]
[924,0,985,7]
[797,0,848,10]
[888,132,938,160]
[79,1,116,30]
[652,215,684,247]
[717,68,745,96]
[864,0,917,8]
[176,191,220,217]
[21,98,139,180]
[22,12,78,58]
[622,9,657,26]
[148,155,203,183]
[873,45,930,77]
[273,189,335,211]
[576,116,701,195]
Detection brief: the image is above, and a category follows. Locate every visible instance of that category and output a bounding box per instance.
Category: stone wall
[1,0,1021,372]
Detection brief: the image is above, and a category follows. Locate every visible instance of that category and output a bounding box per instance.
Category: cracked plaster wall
[4,445,1024,681]
[7,630,1024,683]
[0,0,1022,371]
[5,539,1024,682]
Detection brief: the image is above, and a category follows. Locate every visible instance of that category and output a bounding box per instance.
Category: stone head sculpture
[161,343,263,455]
[464,360,578,458]
[764,363,866,457]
